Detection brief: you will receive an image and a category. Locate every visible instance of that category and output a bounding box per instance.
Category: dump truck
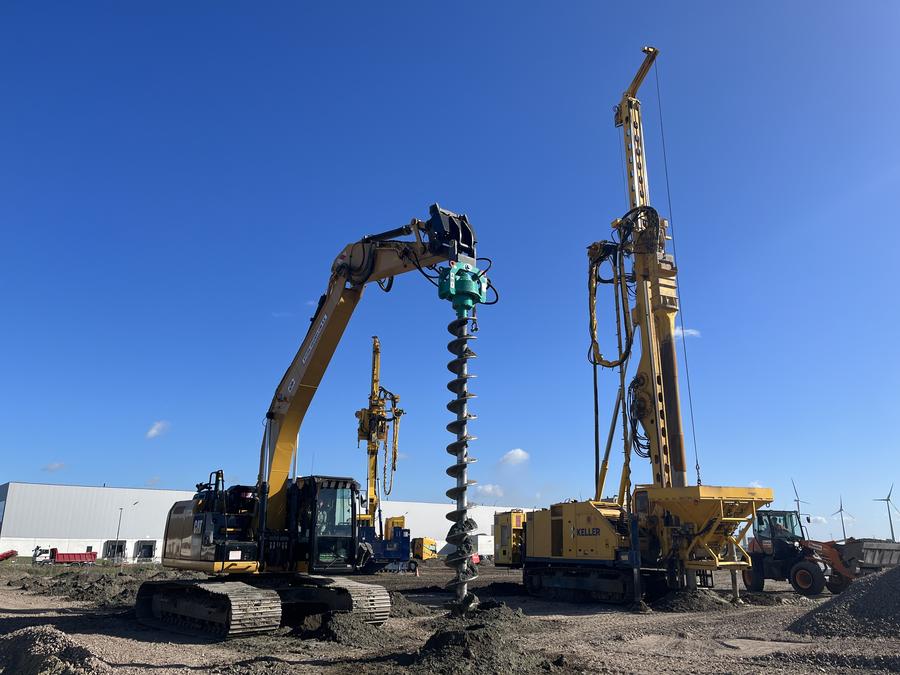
[32,547,97,566]
[744,509,900,595]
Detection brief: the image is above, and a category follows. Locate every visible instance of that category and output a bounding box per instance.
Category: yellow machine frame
[499,47,773,601]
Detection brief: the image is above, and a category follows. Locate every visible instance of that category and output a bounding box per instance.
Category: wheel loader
[743,509,900,595]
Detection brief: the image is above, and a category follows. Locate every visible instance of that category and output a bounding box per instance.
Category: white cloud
[809,515,828,525]
[500,448,529,466]
[749,480,763,488]
[42,462,65,473]
[673,326,701,338]
[146,420,171,439]
[476,484,504,498]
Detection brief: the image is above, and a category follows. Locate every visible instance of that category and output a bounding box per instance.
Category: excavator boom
[259,205,476,532]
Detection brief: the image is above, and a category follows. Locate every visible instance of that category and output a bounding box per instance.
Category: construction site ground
[1,559,898,674]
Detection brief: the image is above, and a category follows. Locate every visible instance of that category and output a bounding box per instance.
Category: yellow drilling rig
[355,336,416,572]
[495,47,773,603]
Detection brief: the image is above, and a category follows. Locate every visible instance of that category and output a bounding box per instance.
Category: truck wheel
[742,566,764,592]
[825,573,851,594]
[789,561,826,595]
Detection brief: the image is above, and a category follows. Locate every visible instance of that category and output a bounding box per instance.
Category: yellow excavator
[136,205,490,636]
[496,47,773,603]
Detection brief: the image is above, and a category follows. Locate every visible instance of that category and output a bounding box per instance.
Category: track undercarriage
[135,574,391,638]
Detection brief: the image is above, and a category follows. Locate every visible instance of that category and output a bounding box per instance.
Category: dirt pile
[317,612,385,648]
[790,565,900,638]
[475,581,524,598]
[388,591,434,618]
[0,626,110,674]
[651,588,734,612]
[740,591,813,607]
[6,567,202,608]
[410,602,574,674]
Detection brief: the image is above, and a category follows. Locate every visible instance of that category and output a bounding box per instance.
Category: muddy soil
[1,560,898,674]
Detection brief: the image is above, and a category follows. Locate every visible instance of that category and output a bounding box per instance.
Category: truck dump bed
[50,549,97,564]
[837,538,900,574]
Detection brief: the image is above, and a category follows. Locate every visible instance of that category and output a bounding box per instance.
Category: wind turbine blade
[831,510,841,516]
[892,502,900,516]
[792,478,800,500]
[889,484,895,500]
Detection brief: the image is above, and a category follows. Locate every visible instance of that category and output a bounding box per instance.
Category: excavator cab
[288,476,359,573]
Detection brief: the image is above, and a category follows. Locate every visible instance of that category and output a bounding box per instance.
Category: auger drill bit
[439,261,488,614]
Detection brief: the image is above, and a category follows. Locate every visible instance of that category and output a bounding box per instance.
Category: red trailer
[0,550,17,562]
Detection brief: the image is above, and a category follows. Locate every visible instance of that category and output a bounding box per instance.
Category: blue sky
[2,3,898,541]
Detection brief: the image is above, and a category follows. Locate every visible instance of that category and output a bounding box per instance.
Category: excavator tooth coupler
[136,205,492,637]
[496,47,772,604]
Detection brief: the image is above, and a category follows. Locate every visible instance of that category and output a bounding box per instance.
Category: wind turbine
[831,496,852,541]
[874,484,898,542]
[791,478,811,538]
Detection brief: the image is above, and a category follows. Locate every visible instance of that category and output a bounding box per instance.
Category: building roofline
[0,481,192,493]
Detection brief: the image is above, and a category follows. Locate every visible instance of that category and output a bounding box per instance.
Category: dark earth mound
[0,625,110,675]
[651,588,734,612]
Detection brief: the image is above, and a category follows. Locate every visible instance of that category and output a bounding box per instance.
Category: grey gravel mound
[790,565,900,638]
[0,625,110,674]
[651,588,734,612]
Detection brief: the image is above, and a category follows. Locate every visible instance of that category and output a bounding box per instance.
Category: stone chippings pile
[790,565,900,638]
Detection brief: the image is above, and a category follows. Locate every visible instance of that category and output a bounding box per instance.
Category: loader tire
[789,560,826,596]
[742,566,764,592]
[825,573,851,595]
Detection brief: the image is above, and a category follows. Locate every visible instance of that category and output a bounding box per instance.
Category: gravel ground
[1,560,898,674]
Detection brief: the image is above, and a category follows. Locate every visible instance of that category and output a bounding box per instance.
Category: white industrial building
[0,482,520,562]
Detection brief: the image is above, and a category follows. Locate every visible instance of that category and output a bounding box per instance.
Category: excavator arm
[258,204,477,530]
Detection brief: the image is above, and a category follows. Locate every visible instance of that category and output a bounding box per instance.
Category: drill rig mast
[356,335,404,532]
